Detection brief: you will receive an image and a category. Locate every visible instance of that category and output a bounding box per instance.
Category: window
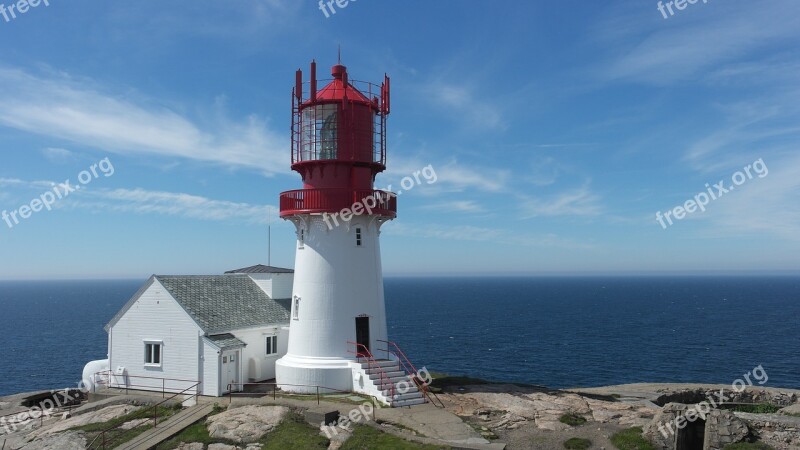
[266,335,278,355]
[229,354,235,363]
[298,229,305,249]
[144,342,162,366]
[355,227,362,246]
[293,296,300,320]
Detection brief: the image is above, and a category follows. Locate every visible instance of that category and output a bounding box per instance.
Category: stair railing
[347,341,395,404]
[376,339,445,408]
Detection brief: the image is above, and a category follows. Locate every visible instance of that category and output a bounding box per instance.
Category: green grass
[564,437,592,449]
[154,420,237,449]
[723,443,774,450]
[610,427,656,450]
[158,411,329,450]
[73,405,178,449]
[725,404,782,414]
[559,413,587,426]
[258,413,329,449]
[340,425,448,450]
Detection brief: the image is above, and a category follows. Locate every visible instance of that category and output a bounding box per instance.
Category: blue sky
[1,0,799,279]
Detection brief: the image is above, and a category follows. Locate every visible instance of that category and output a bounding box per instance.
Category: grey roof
[224,264,294,274]
[206,333,247,349]
[155,275,291,333]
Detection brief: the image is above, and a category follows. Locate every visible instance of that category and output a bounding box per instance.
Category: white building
[96,265,293,397]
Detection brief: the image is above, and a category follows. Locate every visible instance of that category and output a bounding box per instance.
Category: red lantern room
[279,60,396,218]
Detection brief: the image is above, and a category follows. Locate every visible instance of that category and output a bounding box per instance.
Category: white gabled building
[91,265,293,397]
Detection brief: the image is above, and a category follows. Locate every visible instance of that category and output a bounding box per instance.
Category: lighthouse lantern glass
[300,104,338,161]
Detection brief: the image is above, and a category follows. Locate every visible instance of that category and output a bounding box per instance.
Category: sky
[0,0,799,279]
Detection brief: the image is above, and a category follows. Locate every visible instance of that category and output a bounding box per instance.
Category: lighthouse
[275,59,401,396]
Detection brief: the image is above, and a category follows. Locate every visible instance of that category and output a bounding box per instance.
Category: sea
[0,276,798,397]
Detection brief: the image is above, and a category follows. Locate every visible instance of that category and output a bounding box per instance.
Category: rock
[19,431,86,450]
[705,409,749,449]
[209,444,240,450]
[176,443,205,450]
[780,403,800,415]
[120,418,150,430]
[207,405,289,443]
[28,404,141,439]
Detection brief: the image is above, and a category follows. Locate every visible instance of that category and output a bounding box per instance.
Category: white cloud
[597,0,800,85]
[74,188,275,224]
[420,200,485,213]
[42,147,77,164]
[0,67,288,176]
[520,186,603,218]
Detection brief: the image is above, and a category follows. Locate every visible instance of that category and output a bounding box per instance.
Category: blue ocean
[0,277,798,397]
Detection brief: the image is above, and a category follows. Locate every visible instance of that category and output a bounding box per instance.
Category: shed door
[221,350,240,393]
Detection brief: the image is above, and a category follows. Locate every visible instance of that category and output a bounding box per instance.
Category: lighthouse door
[355,317,370,356]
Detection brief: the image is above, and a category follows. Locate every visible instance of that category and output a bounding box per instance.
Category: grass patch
[155,420,233,449]
[559,413,587,426]
[610,427,656,450]
[723,443,774,450]
[725,404,782,414]
[340,425,448,449]
[258,412,329,449]
[564,437,592,450]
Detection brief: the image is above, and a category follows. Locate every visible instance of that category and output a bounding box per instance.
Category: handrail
[225,382,354,405]
[93,370,198,398]
[377,340,445,408]
[86,373,200,450]
[347,341,395,404]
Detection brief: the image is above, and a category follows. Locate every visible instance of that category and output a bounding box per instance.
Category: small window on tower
[355,228,362,246]
[293,296,300,320]
[299,229,305,249]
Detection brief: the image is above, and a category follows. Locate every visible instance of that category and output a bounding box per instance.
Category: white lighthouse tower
[275,59,403,397]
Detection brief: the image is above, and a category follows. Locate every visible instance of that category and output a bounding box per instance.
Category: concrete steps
[353,360,428,407]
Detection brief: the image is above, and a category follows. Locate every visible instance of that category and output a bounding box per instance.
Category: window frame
[293,296,300,320]
[265,335,278,356]
[355,227,362,247]
[144,340,163,367]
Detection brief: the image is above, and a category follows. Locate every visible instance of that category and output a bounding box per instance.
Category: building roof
[156,275,291,333]
[206,333,247,350]
[224,264,294,274]
[106,274,291,334]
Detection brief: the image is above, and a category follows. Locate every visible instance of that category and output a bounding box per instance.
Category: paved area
[114,403,214,450]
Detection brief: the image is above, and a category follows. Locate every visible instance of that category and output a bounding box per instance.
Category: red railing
[279,188,396,218]
[347,341,395,404]
[377,340,444,408]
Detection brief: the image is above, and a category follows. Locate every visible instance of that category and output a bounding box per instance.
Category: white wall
[108,279,203,395]
[276,214,389,393]
[230,325,289,382]
[201,338,221,396]
[270,273,294,299]
[249,273,294,299]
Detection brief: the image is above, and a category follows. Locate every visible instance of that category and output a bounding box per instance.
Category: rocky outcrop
[206,405,289,443]
[443,386,657,431]
[736,412,800,450]
[18,431,87,450]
